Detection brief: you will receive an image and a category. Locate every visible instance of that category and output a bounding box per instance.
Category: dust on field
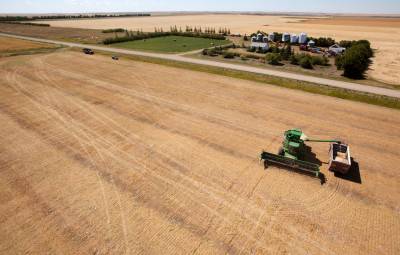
[0,51,399,254]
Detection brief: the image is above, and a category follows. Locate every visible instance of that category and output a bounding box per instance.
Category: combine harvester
[260,129,351,179]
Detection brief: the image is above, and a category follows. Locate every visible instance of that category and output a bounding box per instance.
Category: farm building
[307,40,316,47]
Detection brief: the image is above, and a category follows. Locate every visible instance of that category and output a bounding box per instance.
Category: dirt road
[0,51,399,254]
[1,32,399,99]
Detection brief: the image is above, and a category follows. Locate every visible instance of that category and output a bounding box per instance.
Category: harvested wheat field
[0,35,55,52]
[0,51,399,254]
[35,14,400,85]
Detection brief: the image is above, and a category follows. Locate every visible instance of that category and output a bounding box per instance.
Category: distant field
[111,36,230,53]
[0,36,56,54]
[33,14,400,85]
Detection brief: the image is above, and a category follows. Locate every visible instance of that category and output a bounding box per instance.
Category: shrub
[299,55,313,69]
[223,51,237,59]
[280,44,292,60]
[290,54,299,65]
[244,53,261,60]
[310,55,329,66]
[265,53,282,65]
[247,47,256,52]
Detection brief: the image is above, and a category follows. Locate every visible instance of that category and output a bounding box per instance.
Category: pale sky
[1,0,400,14]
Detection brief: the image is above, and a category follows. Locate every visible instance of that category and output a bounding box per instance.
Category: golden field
[0,48,399,254]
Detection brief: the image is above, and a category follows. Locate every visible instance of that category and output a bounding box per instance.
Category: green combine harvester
[260,129,343,178]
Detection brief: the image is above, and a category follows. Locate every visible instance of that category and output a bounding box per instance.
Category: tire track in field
[18,56,332,254]
[2,62,278,254]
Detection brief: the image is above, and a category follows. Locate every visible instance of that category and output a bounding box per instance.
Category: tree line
[0,13,151,22]
[103,31,226,45]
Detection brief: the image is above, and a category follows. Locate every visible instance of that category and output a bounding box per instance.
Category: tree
[336,43,373,78]
[280,44,292,60]
[243,34,248,41]
[266,53,282,65]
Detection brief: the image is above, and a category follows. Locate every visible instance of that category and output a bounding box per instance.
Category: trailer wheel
[264,160,268,169]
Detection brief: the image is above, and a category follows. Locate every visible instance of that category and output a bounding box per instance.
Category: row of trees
[0,13,150,22]
[103,30,226,45]
[0,21,50,27]
[335,40,373,78]
[102,28,126,33]
[157,26,230,35]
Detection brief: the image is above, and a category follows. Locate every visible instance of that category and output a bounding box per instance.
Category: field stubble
[0,51,399,254]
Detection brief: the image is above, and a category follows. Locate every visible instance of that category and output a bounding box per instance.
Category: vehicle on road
[82,48,94,55]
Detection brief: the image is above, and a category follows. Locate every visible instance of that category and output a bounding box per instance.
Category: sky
[1,0,400,14]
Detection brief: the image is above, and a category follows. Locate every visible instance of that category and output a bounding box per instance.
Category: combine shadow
[334,158,361,184]
[303,145,322,166]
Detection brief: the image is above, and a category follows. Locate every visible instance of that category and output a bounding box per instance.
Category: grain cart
[328,142,351,174]
[260,129,349,178]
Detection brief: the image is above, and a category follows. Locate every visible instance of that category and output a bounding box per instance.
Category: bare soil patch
[0,51,399,254]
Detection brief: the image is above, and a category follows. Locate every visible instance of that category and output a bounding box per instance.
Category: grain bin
[290,34,299,44]
[299,32,308,44]
[268,33,275,41]
[257,33,264,42]
[282,33,290,42]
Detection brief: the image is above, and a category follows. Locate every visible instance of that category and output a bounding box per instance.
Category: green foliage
[299,54,313,69]
[243,53,262,60]
[310,55,330,66]
[308,37,336,47]
[336,41,373,79]
[290,54,299,65]
[102,28,126,33]
[266,53,282,65]
[280,44,292,60]
[223,51,238,59]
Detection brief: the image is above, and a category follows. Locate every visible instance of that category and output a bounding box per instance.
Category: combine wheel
[278,147,284,156]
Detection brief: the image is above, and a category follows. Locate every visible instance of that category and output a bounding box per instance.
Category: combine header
[260,129,351,178]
